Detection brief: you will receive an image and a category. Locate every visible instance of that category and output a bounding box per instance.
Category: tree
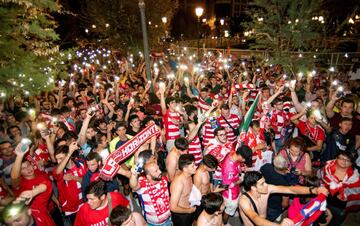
[244,0,326,72]
[0,0,66,97]
[78,0,178,51]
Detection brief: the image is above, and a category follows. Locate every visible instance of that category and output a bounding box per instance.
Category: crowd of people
[0,48,360,226]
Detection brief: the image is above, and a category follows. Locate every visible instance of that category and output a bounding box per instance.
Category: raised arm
[159,83,167,115]
[267,85,285,105]
[10,143,28,188]
[325,92,340,119]
[129,167,141,192]
[55,142,78,175]
[78,110,93,146]
[187,106,214,142]
[41,130,56,163]
[289,81,305,112]
[290,107,307,125]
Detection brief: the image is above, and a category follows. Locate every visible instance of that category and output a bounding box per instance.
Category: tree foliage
[79,0,178,50]
[0,0,67,97]
[244,0,326,72]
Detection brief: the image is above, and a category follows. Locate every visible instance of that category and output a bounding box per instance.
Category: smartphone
[135,158,145,173]
[336,91,344,98]
[219,184,229,189]
[20,138,32,153]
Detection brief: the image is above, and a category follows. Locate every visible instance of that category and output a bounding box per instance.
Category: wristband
[309,186,315,194]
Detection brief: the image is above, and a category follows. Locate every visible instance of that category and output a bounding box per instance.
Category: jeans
[147,217,172,226]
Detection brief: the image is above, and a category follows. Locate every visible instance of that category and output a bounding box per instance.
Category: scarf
[320,159,360,211]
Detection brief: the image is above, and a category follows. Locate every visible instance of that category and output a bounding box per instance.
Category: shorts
[224,196,240,216]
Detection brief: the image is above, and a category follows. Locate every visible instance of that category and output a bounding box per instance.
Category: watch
[309,186,315,194]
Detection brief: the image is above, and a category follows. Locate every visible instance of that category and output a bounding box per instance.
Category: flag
[236,93,261,149]
[290,193,327,226]
[99,122,160,180]
[320,159,360,211]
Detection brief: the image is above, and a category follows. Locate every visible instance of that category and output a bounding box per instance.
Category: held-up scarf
[320,159,360,211]
[100,122,160,180]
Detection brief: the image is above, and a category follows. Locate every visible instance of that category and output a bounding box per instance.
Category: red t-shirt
[296,120,325,144]
[53,161,87,214]
[74,192,129,226]
[14,171,55,226]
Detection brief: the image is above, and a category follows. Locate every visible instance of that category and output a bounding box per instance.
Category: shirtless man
[239,171,329,226]
[197,192,225,226]
[110,205,147,226]
[170,154,198,226]
[166,137,189,182]
[194,154,219,195]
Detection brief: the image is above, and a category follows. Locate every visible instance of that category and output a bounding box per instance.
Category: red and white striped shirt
[163,109,181,141]
[187,136,203,166]
[198,96,212,112]
[217,114,241,143]
[201,118,218,147]
[270,109,289,139]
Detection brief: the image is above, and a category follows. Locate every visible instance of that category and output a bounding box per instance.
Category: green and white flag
[236,93,261,148]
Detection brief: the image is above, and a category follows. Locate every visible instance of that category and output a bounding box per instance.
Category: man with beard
[129,161,171,226]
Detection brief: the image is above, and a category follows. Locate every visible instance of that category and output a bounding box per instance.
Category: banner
[99,122,160,180]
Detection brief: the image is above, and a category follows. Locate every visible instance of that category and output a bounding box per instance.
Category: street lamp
[195,7,204,59]
[162,16,167,38]
[138,0,152,91]
[220,18,224,26]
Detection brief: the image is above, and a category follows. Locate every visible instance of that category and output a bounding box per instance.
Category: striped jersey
[163,109,181,141]
[187,136,203,166]
[217,114,241,143]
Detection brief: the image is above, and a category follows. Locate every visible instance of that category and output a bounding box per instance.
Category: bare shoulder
[171,175,184,187]
[239,195,249,207]
[132,212,147,226]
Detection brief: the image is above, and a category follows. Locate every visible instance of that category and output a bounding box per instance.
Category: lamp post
[219,18,224,46]
[195,7,203,59]
[138,0,152,91]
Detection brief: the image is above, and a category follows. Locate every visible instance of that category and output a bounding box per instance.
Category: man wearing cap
[221,145,253,226]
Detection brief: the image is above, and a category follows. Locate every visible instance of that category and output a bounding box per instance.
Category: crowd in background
[1,49,360,226]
